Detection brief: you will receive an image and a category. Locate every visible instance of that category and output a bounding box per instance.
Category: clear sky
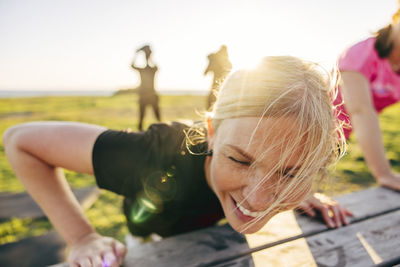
[0,0,398,92]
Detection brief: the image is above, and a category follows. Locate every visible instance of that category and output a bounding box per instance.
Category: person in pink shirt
[334,12,400,191]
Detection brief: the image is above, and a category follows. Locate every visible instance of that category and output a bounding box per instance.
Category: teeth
[236,201,265,217]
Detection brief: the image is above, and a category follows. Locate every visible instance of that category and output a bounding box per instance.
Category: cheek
[281,179,312,208]
[210,156,243,192]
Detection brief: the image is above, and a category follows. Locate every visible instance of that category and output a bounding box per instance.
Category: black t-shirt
[92,122,224,237]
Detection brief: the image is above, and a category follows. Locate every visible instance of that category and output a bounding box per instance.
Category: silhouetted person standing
[204,45,232,109]
[131,45,161,130]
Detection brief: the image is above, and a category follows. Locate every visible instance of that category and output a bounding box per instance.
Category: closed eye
[281,170,297,179]
[228,156,250,166]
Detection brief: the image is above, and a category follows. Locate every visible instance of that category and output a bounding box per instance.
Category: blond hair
[187,56,345,231]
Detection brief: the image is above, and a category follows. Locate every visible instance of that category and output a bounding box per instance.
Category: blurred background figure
[131,45,161,130]
[334,7,400,191]
[204,45,232,109]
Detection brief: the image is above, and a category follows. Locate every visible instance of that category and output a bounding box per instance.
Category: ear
[207,117,215,149]
[207,117,214,138]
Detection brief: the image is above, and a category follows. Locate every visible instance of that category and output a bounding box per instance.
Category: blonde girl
[4,56,350,267]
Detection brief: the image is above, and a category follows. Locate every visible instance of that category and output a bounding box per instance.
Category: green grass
[328,102,400,194]
[0,94,400,245]
[0,93,206,244]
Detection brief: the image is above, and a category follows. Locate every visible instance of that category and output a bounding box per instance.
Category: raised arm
[204,53,214,76]
[130,53,140,70]
[341,71,400,190]
[3,121,126,267]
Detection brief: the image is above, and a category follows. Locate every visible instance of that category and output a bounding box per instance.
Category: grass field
[1,93,400,245]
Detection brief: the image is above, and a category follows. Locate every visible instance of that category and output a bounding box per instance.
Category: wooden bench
[0,187,99,267]
[0,186,99,219]
[52,187,400,266]
[0,231,65,267]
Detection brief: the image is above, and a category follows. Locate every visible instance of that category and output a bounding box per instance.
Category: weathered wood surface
[50,186,400,267]
[0,187,100,267]
[214,209,400,267]
[120,187,400,267]
[0,186,99,219]
[124,224,248,267]
[306,210,400,267]
[295,186,400,233]
[0,231,65,267]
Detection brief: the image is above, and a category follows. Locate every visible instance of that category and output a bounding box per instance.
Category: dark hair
[374,24,393,58]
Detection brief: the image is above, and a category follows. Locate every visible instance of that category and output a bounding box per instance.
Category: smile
[235,201,265,217]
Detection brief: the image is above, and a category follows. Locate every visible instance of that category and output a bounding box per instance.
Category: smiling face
[205,116,312,234]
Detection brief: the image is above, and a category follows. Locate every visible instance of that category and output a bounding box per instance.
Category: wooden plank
[295,187,400,234]
[120,187,400,267]
[50,186,400,267]
[0,186,99,219]
[240,187,400,255]
[123,224,249,267]
[50,224,249,267]
[213,209,400,267]
[0,231,66,267]
[376,257,400,267]
[212,257,255,267]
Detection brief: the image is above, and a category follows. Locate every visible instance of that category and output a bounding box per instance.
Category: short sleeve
[92,123,186,197]
[338,38,378,82]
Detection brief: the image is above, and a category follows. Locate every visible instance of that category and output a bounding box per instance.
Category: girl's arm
[341,71,400,190]
[3,121,126,267]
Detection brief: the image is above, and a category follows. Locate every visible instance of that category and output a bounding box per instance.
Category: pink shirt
[334,37,400,139]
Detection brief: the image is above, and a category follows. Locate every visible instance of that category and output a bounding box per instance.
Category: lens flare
[130,169,179,224]
[130,193,159,224]
[141,197,157,211]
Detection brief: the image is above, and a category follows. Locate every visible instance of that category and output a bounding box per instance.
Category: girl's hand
[377,172,400,191]
[297,193,353,228]
[68,233,127,267]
